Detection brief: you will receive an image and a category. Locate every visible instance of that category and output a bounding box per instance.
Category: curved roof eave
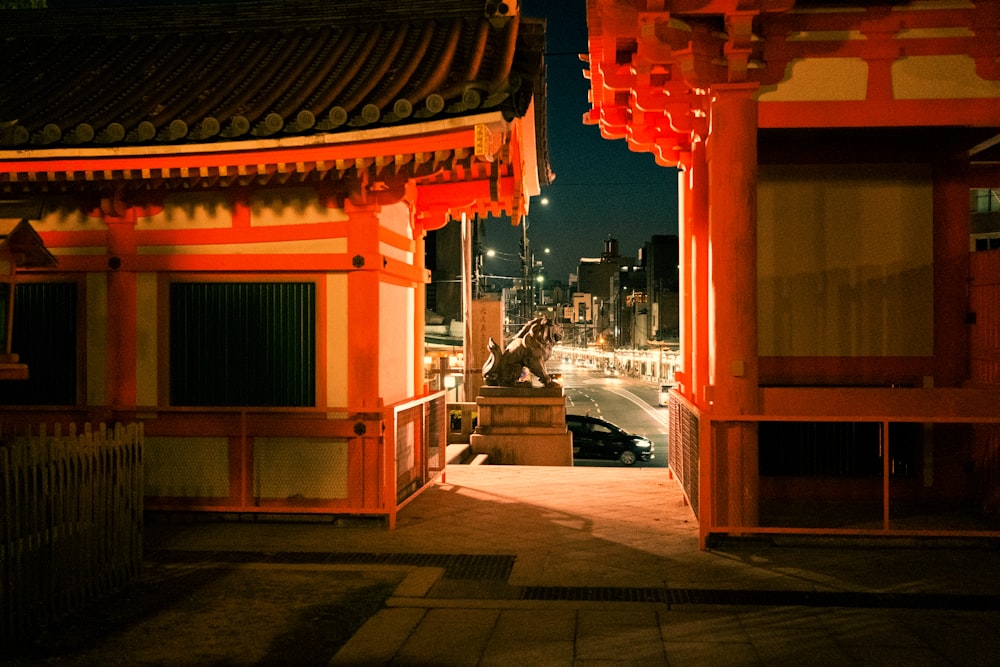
[0,111,511,164]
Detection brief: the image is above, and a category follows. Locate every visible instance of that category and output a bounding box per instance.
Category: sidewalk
[10,465,1000,666]
[145,465,1000,666]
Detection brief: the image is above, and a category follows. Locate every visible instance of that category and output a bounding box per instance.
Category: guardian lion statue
[483,316,562,388]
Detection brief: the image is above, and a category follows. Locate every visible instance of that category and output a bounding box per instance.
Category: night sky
[488,0,680,283]
[40,0,681,283]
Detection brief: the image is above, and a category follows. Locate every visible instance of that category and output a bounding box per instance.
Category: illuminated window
[972,188,999,213]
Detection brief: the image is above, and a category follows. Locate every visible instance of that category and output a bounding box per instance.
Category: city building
[585,0,1000,544]
[0,0,547,520]
[643,234,680,341]
[610,263,647,348]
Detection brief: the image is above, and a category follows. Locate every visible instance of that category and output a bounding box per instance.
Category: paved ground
[6,465,1000,666]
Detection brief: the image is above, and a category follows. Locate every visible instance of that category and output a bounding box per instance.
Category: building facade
[585,0,1000,544]
[0,0,547,520]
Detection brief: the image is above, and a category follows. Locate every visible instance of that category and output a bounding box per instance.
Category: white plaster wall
[35,198,105,231]
[379,200,415,265]
[251,187,349,226]
[139,238,347,255]
[379,281,415,405]
[138,191,231,229]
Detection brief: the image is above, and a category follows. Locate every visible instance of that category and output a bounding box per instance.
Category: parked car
[566,414,654,466]
[657,384,673,407]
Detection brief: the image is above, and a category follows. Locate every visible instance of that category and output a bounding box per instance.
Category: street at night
[557,359,669,468]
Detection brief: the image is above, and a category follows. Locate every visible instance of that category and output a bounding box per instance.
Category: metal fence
[0,422,143,645]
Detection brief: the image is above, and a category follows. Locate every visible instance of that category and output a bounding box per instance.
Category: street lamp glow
[485,248,519,262]
[535,274,544,283]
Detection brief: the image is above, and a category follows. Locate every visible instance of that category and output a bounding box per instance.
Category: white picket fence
[0,422,143,644]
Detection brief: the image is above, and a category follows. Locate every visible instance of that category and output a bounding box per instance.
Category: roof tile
[0,0,542,149]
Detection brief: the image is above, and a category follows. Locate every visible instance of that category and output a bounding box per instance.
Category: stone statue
[483,316,562,388]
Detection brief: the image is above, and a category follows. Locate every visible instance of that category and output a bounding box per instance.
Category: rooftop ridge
[0,0,513,37]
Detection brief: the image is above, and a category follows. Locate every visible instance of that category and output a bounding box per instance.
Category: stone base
[469,432,573,466]
[470,386,573,466]
[477,385,564,398]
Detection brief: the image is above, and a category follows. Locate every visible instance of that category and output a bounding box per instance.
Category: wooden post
[706,84,760,530]
[933,157,971,388]
[105,217,138,415]
[345,202,382,412]
[689,138,710,407]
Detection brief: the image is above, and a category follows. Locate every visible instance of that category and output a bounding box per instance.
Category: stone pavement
[138,465,1000,666]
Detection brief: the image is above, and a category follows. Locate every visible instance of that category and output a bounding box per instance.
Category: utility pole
[520,216,532,322]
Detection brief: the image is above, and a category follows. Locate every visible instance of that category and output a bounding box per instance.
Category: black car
[566,414,655,466]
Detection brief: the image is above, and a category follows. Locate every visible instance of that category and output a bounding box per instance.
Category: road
[555,359,670,468]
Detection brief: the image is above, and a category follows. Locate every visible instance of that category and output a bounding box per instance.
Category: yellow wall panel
[86,273,107,405]
[326,273,348,408]
[757,163,933,357]
[145,436,230,497]
[758,58,868,102]
[135,272,158,407]
[253,437,349,499]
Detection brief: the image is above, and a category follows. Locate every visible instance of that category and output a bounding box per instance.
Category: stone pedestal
[469,386,573,466]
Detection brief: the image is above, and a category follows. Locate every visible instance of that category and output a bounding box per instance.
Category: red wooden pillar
[689,138,710,407]
[345,200,384,510]
[706,84,759,529]
[678,163,693,399]
[933,157,971,388]
[346,200,383,412]
[105,212,138,416]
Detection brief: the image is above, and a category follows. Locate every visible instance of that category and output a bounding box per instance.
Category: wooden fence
[1,422,143,645]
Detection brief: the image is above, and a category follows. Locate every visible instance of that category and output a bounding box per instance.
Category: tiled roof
[0,1,544,150]
[0,218,57,268]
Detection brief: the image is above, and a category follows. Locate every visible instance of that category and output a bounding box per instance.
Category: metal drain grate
[146,550,516,581]
[521,586,667,603]
[520,586,1000,611]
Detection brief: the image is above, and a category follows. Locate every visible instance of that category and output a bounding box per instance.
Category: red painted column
[933,157,970,388]
[105,213,138,417]
[690,138,710,408]
[706,84,760,530]
[677,163,693,399]
[345,201,382,413]
[344,200,384,511]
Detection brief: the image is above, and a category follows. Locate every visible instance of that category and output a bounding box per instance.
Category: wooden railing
[668,389,1000,549]
[386,392,448,528]
[0,422,143,645]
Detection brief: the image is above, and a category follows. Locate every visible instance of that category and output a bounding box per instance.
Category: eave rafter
[1,118,525,226]
[585,0,1000,170]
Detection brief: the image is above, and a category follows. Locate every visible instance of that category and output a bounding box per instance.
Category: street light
[485,248,519,261]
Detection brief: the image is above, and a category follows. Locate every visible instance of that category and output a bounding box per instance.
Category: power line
[539,182,674,187]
